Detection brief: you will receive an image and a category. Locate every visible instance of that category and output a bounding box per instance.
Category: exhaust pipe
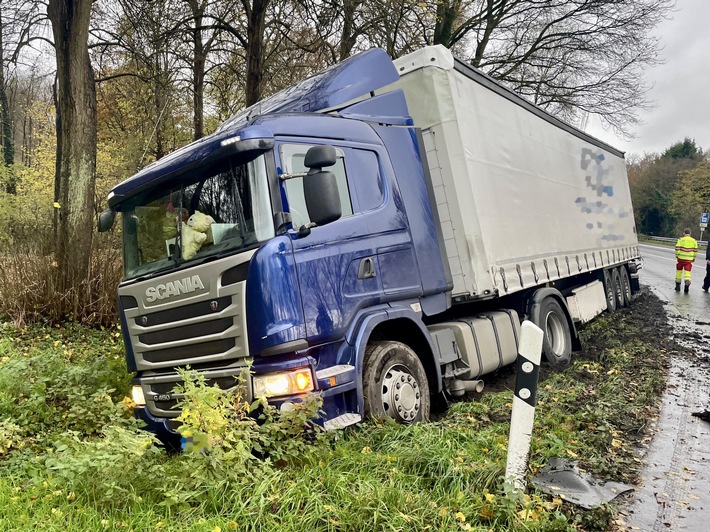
[448,379,485,397]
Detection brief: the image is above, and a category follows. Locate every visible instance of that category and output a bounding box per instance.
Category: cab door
[278,140,422,346]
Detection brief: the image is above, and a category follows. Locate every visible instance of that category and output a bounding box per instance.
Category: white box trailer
[389,46,640,301]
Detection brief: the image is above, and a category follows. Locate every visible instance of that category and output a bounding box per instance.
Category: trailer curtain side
[390,46,640,300]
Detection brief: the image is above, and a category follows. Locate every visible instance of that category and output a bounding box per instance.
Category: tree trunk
[192,41,206,141]
[47,0,97,302]
[187,0,206,141]
[434,0,461,47]
[339,0,362,61]
[245,0,269,106]
[0,4,16,193]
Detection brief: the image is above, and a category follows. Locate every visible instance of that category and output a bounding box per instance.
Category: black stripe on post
[514,355,540,407]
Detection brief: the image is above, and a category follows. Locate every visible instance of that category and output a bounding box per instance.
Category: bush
[0,324,130,445]
[175,368,326,466]
[9,368,329,515]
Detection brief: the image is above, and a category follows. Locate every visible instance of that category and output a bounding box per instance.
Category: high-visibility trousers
[676,259,694,283]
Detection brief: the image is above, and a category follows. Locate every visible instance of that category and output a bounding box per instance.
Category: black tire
[363,341,430,423]
[603,269,616,312]
[619,266,632,307]
[539,298,572,368]
[611,268,625,309]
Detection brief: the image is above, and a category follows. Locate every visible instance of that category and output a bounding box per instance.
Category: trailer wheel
[603,269,617,312]
[619,266,632,307]
[611,268,625,309]
[539,298,572,368]
[363,341,430,423]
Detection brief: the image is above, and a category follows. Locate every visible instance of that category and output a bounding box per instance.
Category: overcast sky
[586,0,710,157]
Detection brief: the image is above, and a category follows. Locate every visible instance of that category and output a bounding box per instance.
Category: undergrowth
[0,291,671,531]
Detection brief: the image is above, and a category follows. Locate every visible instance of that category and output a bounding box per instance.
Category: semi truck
[99,45,640,447]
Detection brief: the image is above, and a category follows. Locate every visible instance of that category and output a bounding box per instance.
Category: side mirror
[304,170,341,227]
[98,209,116,232]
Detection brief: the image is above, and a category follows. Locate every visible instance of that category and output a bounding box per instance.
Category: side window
[280,143,352,228]
[349,149,384,212]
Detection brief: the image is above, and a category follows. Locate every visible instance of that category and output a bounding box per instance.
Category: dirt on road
[615,291,710,531]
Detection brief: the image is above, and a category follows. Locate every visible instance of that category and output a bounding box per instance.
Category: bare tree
[422,0,674,136]
[289,0,381,61]
[184,0,211,140]
[1,0,50,193]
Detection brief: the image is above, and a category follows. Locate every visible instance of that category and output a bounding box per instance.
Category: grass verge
[0,290,674,531]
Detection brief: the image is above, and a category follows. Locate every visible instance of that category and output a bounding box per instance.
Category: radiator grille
[121,276,248,371]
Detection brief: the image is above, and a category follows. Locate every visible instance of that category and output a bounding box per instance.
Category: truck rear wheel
[619,266,632,306]
[363,341,430,423]
[539,298,572,368]
[603,269,617,312]
[611,268,625,309]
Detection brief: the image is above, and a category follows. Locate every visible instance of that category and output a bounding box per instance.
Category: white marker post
[505,320,544,491]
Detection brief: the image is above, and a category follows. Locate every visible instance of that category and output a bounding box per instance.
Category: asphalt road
[638,242,710,316]
[621,243,710,531]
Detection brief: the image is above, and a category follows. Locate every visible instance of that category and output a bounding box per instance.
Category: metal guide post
[505,320,544,491]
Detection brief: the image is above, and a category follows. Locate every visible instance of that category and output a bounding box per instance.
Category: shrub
[0,326,130,445]
[175,368,326,466]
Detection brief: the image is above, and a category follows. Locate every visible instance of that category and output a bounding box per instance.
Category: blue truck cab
[101,48,456,445]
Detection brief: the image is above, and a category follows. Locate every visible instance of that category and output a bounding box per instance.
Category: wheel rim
[545,310,567,357]
[621,271,631,302]
[604,272,615,309]
[614,274,624,306]
[381,363,421,423]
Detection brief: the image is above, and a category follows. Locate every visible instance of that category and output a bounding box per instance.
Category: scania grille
[121,275,249,371]
[139,317,233,345]
[142,338,237,364]
[136,297,231,327]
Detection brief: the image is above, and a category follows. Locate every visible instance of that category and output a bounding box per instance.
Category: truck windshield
[121,154,273,279]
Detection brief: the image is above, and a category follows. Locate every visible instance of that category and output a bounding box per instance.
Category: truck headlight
[253,368,314,398]
[132,385,146,406]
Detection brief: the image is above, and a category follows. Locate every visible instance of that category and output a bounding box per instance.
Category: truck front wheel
[363,341,430,423]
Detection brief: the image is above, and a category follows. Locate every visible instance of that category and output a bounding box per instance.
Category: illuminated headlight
[132,385,146,406]
[252,368,314,398]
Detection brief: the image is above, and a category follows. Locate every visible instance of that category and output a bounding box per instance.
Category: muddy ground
[617,293,710,531]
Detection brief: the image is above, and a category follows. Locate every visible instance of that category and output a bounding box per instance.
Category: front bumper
[135,405,181,449]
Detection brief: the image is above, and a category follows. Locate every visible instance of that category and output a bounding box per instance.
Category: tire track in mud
[621,282,710,531]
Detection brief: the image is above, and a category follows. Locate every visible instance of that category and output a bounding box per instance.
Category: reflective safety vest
[675,235,698,261]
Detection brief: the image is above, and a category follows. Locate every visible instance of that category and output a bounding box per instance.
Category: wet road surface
[621,243,710,531]
[638,243,710,321]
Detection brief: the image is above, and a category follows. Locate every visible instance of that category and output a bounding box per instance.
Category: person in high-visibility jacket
[675,228,699,292]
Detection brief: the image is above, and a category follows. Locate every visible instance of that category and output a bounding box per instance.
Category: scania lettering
[99,46,640,447]
[145,275,206,302]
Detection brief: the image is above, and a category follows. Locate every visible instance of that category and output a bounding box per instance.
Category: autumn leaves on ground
[0,290,674,531]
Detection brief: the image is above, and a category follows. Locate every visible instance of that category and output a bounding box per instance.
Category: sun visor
[338,90,413,126]
[219,48,400,130]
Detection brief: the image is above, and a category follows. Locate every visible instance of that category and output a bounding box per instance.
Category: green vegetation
[0,292,671,531]
[629,138,710,238]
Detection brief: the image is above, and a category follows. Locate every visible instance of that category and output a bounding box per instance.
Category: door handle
[358,257,376,279]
